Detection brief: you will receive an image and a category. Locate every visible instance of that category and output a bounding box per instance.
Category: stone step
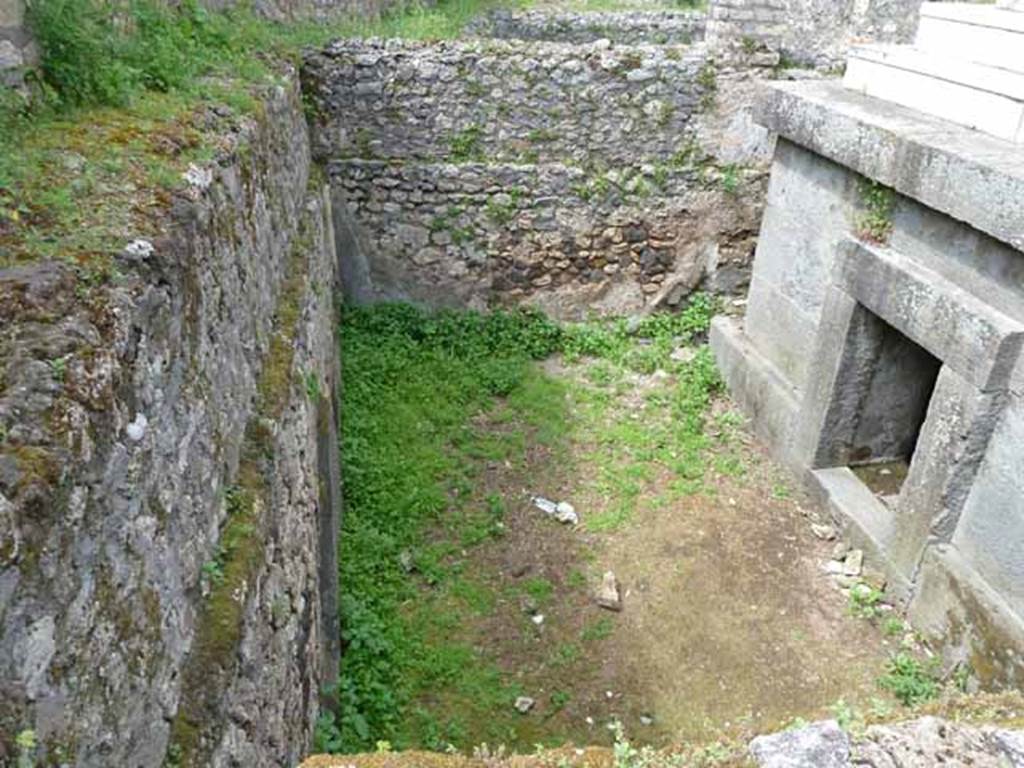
[843,44,1024,144]
[915,2,1024,75]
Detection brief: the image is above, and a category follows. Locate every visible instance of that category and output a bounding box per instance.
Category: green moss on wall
[164,204,317,767]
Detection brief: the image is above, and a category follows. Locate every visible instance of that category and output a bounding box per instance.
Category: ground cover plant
[321,298,944,758]
[324,300,733,753]
[0,0,524,267]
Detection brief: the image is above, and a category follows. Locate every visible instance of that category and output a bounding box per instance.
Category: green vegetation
[718,163,742,195]
[323,303,565,753]
[879,652,941,707]
[450,124,485,162]
[856,179,896,244]
[696,61,717,110]
[1,0,521,267]
[324,298,725,754]
[848,581,886,620]
[15,730,37,768]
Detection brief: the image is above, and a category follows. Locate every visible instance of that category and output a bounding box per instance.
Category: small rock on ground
[843,549,864,577]
[514,696,535,714]
[555,501,579,525]
[596,571,622,612]
[811,523,838,541]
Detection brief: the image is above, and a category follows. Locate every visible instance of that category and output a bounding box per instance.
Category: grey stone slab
[889,203,1024,329]
[909,545,1024,689]
[755,80,1024,252]
[790,286,864,468]
[889,365,1005,583]
[748,140,859,319]
[744,275,819,390]
[710,315,801,469]
[953,393,1024,611]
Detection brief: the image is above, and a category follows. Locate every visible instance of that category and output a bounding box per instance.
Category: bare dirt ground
[395,354,898,753]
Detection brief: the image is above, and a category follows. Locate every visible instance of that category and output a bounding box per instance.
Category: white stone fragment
[555,501,579,525]
[124,239,155,260]
[183,163,213,191]
[596,570,622,611]
[126,413,148,443]
[514,696,535,714]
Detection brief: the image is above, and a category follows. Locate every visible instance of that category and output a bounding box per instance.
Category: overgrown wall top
[304,38,717,167]
[0,73,341,766]
[465,9,706,45]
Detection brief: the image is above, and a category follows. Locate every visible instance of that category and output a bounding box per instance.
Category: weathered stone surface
[304,37,722,167]
[0,73,340,766]
[852,717,1024,767]
[715,22,1024,687]
[326,157,763,319]
[595,570,622,611]
[755,80,1024,253]
[749,720,850,768]
[707,0,920,68]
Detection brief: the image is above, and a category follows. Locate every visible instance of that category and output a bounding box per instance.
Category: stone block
[746,140,859,321]
[743,276,818,390]
[755,80,1024,252]
[909,545,1024,689]
[844,44,1024,144]
[710,316,801,469]
[952,393,1024,611]
[0,0,24,28]
[836,240,1024,393]
[917,3,1024,75]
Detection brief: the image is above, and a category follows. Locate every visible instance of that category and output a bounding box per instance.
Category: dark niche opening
[845,313,942,497]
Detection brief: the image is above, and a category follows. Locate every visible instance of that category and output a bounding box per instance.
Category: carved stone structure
[713,1,1024,687]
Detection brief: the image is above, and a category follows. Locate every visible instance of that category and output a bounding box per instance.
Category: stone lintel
[754,80,1024,252]
[837,240,1024,394]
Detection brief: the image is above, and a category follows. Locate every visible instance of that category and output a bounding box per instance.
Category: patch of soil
[402,359,897,753]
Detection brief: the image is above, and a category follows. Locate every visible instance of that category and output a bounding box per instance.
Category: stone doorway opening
[843,312,943,502]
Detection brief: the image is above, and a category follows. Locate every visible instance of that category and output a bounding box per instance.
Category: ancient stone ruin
[713,0,1024,689]
[2,0,1024,766]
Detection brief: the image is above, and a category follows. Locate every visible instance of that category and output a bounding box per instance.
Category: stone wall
[466,8,706,45]
[706,0,923,67]
[329,158,762,316]
[0,0,35,89]
[305,38,716,167]
[0,73,342,767]
[305,36,775,319]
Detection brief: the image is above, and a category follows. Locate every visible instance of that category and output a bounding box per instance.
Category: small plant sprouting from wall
[856,179,896,243]
[15,730,37,768]
[697,61,718,110]
[484,187,524,225]
[449,125,484,162]
[719,164,742,196]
